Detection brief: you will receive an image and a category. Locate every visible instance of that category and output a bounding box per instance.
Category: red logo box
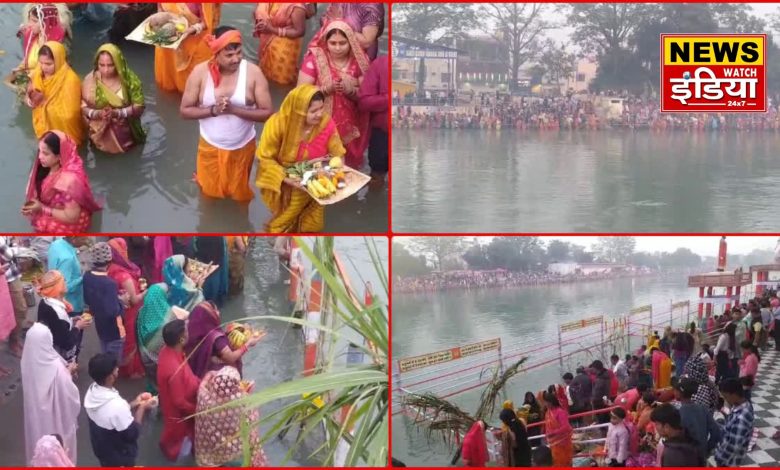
[660,34,766,112]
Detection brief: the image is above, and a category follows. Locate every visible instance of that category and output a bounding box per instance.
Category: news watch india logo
[660,34,766,112]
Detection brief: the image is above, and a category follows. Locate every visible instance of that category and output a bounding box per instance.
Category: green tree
[486,237,545,271]
[406,237,465,271]
[483,3,557,91]
[393,4,477,42]
[463,244,491,270]
[535,39,577,89]
[568,3,650,56]
[392,242,431,277]
[546,240,571,262]
[592,237,636,264]
[572,244,595,263]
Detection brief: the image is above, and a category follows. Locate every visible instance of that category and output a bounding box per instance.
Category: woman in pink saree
[0,272,16,378]
[298,21,369,169]
[30,435,75,467]
[309,3,384,60]
[108,238,146,378]
[21,322,81,465]
[22,131,102,233]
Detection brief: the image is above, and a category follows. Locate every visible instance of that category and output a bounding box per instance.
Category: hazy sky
[395,236,780,256]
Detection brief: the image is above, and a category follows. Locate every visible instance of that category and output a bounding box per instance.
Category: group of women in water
[11,3,386,233]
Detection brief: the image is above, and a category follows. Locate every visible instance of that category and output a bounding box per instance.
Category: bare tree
[482,3,558,91]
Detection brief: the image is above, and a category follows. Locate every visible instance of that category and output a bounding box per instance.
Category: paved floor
[741,348,780,467]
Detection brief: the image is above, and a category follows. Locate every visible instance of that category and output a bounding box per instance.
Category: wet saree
[82,44,146,154]
[255,3,307,85]
[545,407,573,467]
[154,3,219,93]
[301,21,370,169]
[256,84,346,233]
[29,41,85,145]
[136,283,173,393]
[108,238,145,378]
[25,130,102,233]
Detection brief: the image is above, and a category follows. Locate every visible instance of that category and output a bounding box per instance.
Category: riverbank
[394,270,660,294]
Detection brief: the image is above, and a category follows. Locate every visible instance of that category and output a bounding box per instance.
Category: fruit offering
[227,323,249,350]
[81,313,93,322]
[143,12,188,46]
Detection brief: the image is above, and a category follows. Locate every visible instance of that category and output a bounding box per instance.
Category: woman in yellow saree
[25,41,84,146]
[256,84,346,233]
[154,3,220,93]
[253,3,307,86]
[81,44,146,154]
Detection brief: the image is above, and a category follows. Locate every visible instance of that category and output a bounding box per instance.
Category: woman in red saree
[462,420,488,467]
[22,130,102,233]
[542,390,573,467]
[108,237,146,378]
[298,20,369,169]
[16,3,71,72]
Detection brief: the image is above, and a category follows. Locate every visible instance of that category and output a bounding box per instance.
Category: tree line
[393,237,776,278]
[393,3,780,94]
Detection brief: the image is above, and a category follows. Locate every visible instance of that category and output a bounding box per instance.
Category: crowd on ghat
[392,93,780,131]
[0,235,302,466]
[455,291,780,467]
[10,3,388,234]
[394,269,649,294]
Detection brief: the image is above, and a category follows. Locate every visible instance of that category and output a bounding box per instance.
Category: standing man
[715,378,755,466]
[181,26,273,202]
[358,54,388,184]
[0,237,27,358]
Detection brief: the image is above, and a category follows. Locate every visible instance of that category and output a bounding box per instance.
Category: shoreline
[393,270,675,295]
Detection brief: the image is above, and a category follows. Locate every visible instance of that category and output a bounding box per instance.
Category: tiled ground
[740,348,780,467]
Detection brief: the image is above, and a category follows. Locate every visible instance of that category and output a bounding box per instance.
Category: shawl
[21,323,81,465]
[136,283,172,360]
[108,237,141,280]
[462,421,488,466]
[152,236,173,284]
[29,434,74,467]
[162,255,202,310]
[184,301,236,379]
[194,366,267,467]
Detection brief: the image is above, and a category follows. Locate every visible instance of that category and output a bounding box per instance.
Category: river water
[391,273,702,467]
[0,3,388,232]
[391,129,780,233]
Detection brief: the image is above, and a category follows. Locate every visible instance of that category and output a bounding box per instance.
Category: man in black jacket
[568,367,592,414]
[590,360,611,425]
[651,404,706,467]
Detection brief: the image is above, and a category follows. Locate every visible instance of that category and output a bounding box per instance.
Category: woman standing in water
[256,85,346,232]
[81,44,146,154]
[298,21,369,169]
[254,3,308,85]
[154,3,220,93]
[22,131,102,233]
[25,42,85,145]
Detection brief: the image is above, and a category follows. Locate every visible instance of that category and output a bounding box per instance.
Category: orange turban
[37,270,74,311]
[205,30,242,87]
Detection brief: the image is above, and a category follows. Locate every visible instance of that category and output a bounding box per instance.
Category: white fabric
[21,323,81,465]
[199,59,257,150]
[83,384,134,432]
[44,298,72,328]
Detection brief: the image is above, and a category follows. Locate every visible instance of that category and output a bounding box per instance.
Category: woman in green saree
[136,283,175,392]
[81,43,146,154]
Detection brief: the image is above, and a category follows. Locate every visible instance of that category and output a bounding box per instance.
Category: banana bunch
[228,325,249,350]
[306,175,338,199]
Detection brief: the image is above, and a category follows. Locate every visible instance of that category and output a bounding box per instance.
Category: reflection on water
[391,274,692,466]
[391,129,780,232]
[0,3,387,232]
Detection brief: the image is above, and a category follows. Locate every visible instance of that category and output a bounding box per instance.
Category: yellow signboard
[630,305,652,316]
[560,316,603,333]
[398,338,502,373]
